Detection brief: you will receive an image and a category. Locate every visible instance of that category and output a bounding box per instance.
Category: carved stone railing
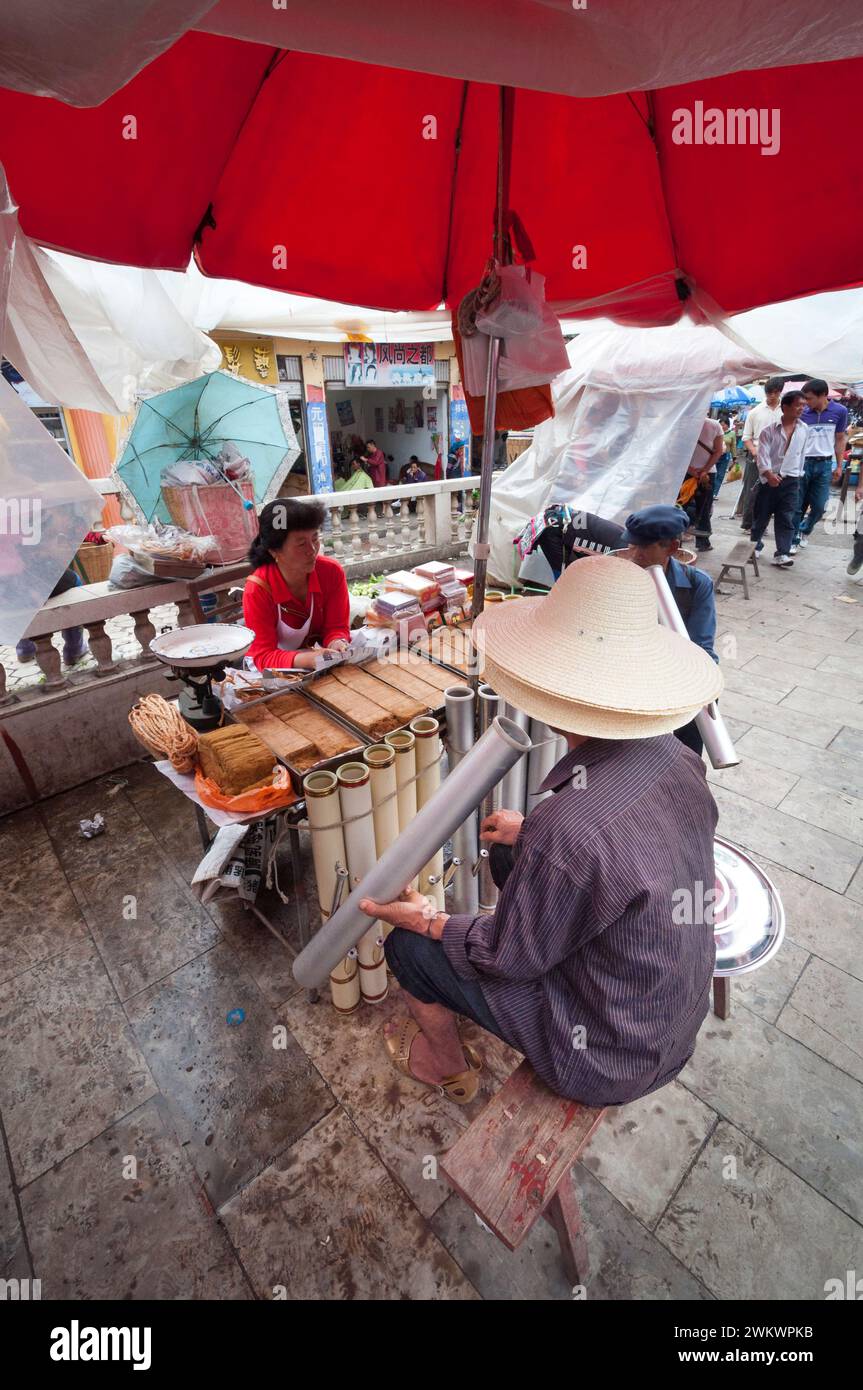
[0,477,478,705]
[317,475,477,575]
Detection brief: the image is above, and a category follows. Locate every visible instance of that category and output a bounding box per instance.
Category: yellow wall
[215,337,279,385]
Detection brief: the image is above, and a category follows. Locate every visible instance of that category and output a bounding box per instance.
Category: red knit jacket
[242,556,351,670]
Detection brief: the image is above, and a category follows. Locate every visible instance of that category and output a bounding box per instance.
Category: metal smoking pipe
[647,563,739,770]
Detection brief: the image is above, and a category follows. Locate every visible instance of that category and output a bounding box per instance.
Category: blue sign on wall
[304,400,334,493]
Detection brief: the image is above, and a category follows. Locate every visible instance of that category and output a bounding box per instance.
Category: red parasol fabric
[0,30,862,324]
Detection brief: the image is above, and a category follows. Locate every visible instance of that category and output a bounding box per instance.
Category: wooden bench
[440,1061,607,1286]
[715,540,759,599]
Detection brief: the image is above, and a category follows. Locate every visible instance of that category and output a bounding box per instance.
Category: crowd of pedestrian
[679,377,862,573]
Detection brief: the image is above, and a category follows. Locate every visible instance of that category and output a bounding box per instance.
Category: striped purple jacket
[442,735,718,1105]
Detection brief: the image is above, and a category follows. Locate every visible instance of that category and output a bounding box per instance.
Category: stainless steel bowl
[713,837,785,976]
[149,623,254,669]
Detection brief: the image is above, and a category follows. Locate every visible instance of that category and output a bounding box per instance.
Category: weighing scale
[149,624,255,732]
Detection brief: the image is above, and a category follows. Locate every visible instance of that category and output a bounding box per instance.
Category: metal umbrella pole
[470,336,502,629]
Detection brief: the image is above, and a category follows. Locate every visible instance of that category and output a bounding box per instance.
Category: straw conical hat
[472,554,722,737]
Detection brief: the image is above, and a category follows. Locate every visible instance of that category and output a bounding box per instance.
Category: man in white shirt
[686,416,725,551]
[737,378,784,528]
[753,390,807,567]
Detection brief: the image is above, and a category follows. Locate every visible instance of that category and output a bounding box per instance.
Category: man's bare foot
[383,1020,466,1085]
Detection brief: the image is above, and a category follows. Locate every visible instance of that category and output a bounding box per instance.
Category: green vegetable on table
[349,574,384,598]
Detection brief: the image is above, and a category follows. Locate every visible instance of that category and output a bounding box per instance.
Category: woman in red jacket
[242,499,351,671]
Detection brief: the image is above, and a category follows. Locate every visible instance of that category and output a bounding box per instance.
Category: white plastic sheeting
[154,260,454,344]
[484,324,772,587]
[0,0,215,105]
[3,0,863,105]
[0,375,102,645]
[0,164,222,413]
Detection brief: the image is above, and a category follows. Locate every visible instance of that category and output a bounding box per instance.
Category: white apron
[246,572,314,672]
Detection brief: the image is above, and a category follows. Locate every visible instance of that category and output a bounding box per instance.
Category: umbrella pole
[470,338,501,637]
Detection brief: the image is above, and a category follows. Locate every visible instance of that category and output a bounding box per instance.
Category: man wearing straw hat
[362,555,722,1107]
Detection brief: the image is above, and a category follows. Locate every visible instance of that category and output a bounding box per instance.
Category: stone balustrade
[0,476,478,704]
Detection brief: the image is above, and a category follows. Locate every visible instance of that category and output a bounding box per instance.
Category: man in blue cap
[618,504,718,755]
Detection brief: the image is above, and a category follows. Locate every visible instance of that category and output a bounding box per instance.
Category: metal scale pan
[713,837,785,977]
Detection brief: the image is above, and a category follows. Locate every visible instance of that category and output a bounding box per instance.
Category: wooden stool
[716,540,759,599]
[713,976,732,1019]
[440,1061,606,1286]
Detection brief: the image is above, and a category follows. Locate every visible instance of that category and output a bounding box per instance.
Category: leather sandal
[383,1017,482,1105]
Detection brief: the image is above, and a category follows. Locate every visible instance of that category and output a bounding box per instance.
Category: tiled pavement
[1,495,861,1300]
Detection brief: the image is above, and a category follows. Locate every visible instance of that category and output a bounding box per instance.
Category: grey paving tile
[741,653,863,702]
[656,1121,863,1301]
[220,1108,479,1301]
[721,666,794,705]
[125,941,333,1209]
[580,1082,716,1229]
[281,986,520,1219]
[119,760,208,882]
[40,781,156,882]
[829,726,863,760]
[211,894,303,1010]
[440,1160,711,1301]
[0,1133,28,1279]
[777,958,863,1085]
[707,756,798,809]
[817,650,863,679]
[0,807,50,863]
[760,859,863,979]
[847,859,863,906]
[71,857,220,1001]
[780,684,863,731]
[681,1005,863,1223]
[710,783,861,893]
[774,631,854,666]
[731,937,810,1025]
[777,778,863,844]
[0,938,156,1186]
[718,691,841,746]
[0,839,87,986]
[732,726,863,800]
[22,1098,250,1300]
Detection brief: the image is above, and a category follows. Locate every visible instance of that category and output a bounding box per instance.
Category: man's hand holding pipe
[360,889,449,938]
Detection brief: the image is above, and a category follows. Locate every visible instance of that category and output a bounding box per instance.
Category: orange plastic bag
[194,768,297,815]
[677,476,699,506]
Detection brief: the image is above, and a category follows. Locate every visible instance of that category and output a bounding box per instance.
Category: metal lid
[713,838,785,977]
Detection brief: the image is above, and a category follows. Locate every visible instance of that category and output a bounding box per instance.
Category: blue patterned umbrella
[116,370,299,521]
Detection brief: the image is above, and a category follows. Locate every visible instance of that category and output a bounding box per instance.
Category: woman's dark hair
[248,498,327,570]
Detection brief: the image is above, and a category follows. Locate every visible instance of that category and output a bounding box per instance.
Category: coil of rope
[129,694,198,773]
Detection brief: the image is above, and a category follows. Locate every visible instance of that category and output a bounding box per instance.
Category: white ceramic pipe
[385,727,418,888]
[445,684,479,915]
[304,769,360,1014]
[647,564,739,769]
[411,716,445,909]
[293,716,532,989]
[477,684,501,911]
[337,763,388,1004]
[364,744,400,858]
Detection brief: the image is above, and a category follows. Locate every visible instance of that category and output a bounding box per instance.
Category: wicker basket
[161,481,257,563]
[74,538,114,583]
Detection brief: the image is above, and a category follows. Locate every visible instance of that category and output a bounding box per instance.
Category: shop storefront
[215,335,465,495]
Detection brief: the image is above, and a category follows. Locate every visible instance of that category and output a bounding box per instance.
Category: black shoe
[696,542,713,552]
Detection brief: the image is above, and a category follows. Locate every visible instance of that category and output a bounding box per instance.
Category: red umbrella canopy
[0,29,861,324]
